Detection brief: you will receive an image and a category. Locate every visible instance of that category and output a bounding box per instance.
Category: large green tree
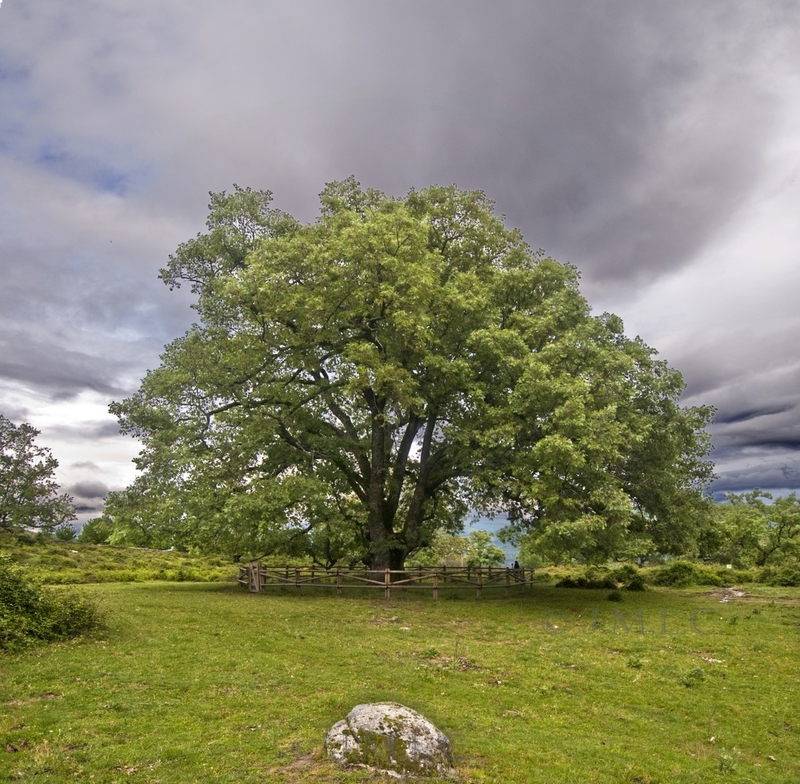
[0,414,75,535]
[111,179,714,568]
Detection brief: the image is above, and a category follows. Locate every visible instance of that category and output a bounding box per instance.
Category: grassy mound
[2,537,237,584]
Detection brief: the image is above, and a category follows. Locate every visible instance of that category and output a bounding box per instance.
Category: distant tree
[700,490,800,567]
[407,531,469,567]
[76,516,114,545]
[407,530,505,568]
[463,530,506,568]
[0,414,75,536]
[111,179,715,568]
[54,523,77,541]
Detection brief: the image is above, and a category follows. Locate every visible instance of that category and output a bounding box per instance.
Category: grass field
[2,579,798,783]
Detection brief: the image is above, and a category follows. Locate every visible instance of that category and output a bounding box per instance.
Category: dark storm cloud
[69,480,109,500]
[263,1,795,292]
[48,420,123,441]
[716,405,796,426]
[0,403,31,423]
[0,336,124,397]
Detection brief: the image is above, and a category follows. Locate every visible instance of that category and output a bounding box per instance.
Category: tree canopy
[699,490,800,568]
[110,179,714,568]
[0,414,75,536]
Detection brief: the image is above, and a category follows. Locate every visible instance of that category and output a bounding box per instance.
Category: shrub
[78,517,114,544]
[715,567,758,585]
[54,523,77,541]
[0,555,103,651]
[556,566,617,590]
[759,564,800,587]
[610,564,648,590]
[682,666,706,687]
[651,561,723,588]
[625,573,648,591]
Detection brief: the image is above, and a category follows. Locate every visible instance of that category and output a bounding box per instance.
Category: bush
[556,566,617,590]
[714,567,758,585]
[54,523,77,541]
[651,560,723,588]
[610,564,648,590]
[78,517,114,544]
[0,555,103,651]
[759,564,800,587]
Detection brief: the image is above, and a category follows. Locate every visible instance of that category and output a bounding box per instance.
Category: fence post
[295,567,300,591]
[433,570,439,601]
[249,561,262,593]
[505,567,510,597]
[384,568,391,600]
[476,567,482,599]
[336,568,342,596]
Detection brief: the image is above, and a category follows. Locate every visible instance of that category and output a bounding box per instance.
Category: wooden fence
[238,563,533,599]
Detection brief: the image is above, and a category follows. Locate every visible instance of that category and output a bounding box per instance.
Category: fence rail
[238,563,533,598]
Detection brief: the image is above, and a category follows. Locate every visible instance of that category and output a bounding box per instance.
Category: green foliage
[0,555,103,651]
[651,560,723,587]
[77,516,114,544]
[681,666,706,688]
[0,414,76,535]
[610,563,648,590]
[700,490,800,568]
[407,529,506,568]
[54,523,77,541]
[110,179,714,569]
[464,530,506,568]
[556,566,618,589]
[714,566,758,584]
[2,538,236,584]
[759,563,800,587]
[552,563,652,591]
[406,531,468,567]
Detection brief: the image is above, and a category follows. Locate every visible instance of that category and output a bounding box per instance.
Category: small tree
[54,523,77,541]
[77,516,114,544]
[464,531,506,568]
[0,414,75,536]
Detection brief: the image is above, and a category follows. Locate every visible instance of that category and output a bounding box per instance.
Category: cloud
[69,480,109,500]
[47,420,123,441]
[70,460,101,470]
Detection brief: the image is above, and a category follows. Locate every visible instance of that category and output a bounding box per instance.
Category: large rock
[325,702,454,778]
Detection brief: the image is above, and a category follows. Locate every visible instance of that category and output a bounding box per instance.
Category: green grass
[2,582,798,782]
[1,538,238,584]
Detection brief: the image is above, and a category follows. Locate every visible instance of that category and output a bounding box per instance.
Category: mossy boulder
[325,702,454,777]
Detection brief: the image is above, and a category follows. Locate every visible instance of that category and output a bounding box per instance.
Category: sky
[1,0,799,523]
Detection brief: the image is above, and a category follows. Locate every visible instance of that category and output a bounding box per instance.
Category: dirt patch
[708,588,748,602]
[4,692,62,707]
[426,655,479,671]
